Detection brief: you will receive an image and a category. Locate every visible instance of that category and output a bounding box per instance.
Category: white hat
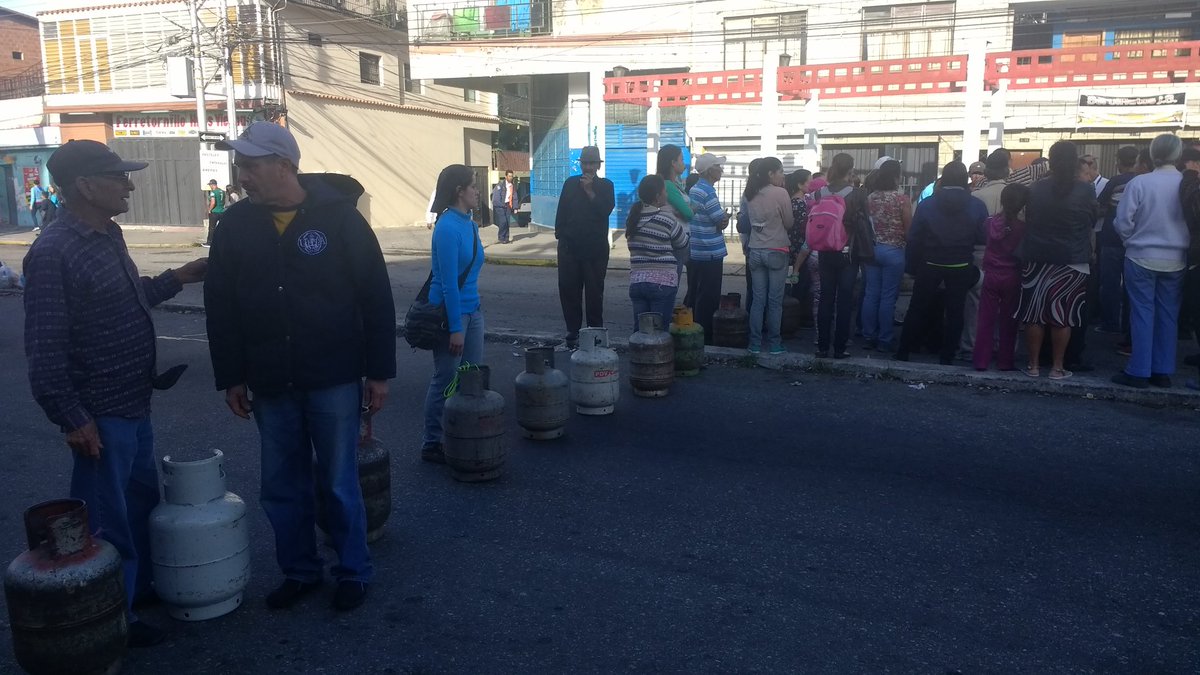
[695,153,726,173]
[216,121,301,165]
[873,156,900,170]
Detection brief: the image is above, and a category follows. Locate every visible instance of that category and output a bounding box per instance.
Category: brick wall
[0,15,41,80]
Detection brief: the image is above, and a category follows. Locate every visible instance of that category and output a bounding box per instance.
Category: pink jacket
[982,213,1025,287]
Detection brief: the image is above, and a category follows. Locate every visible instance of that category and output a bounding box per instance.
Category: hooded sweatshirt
[906,186,987,267]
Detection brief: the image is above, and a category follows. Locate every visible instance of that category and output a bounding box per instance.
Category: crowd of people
[17,121,1200,653]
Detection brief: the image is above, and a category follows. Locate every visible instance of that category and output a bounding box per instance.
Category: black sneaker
[333,581,369,611]
[420,442,445,464]
[892,351,910,362]
[564,336,579,350]
[1111,372,1149,389]
[1148,374,1172,388]
[815,350,829,358]
[127,620,166,648]
[1184,354,1200,367]
[265,579,322,609]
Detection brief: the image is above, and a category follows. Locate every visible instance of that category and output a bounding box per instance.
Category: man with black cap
[204,121,395,612]
[555,145,615,348]
[23,139,208,648]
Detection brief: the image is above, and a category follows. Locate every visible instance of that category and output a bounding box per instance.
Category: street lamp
[779,53,792,68]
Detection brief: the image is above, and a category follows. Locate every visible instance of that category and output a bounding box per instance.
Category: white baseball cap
[694,153,727,173]
[873,156,900,170]
[217,121,301,165]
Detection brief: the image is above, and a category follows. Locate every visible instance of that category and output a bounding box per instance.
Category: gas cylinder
[5,499,127,675]
[317,409,392,544]
[515,346,570,439]
[629,312,674,397]
[149,449,250,621]
[712,292,750,348]
[443,367,507,482]
[569,327,619,415]
[781,291,803,337]
[669,306,705,376]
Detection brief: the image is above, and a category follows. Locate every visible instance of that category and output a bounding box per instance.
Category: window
[723,11,806,70]
[307,33,323,47]
[12,51,23,60]
[1114,28,1185,45]
[862,2,955,61]
[464,88,477,102]
[359,52,381,85]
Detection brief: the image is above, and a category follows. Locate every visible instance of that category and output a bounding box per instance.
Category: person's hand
[1187,160,1200,173]
[580,174,595,198]
[173,258,208,284]
[66,421,103,459]
[225,384,252,419]
[448,331,465,357]
[363,379,388,415]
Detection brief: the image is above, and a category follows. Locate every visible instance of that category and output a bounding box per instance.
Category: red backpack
[805,186,853,252]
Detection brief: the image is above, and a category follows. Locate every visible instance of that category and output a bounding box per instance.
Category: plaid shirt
[23,209,182,431]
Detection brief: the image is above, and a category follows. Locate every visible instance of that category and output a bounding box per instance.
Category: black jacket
[554,174,615,258]
[906,187,988,269]
[1181,169,1200,265]
[204,174,396,394]
[1017,178,1097,265]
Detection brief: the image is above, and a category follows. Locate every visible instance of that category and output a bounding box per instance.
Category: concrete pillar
[961,41,987,165]
[588,69,607,177]
[760,47,780,157]
[987,78,1008,155]
[567,72,590,150]
[646,97,661,177]
[800,91,821,170]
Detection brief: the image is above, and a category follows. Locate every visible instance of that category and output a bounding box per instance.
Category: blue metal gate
[604,122,688,230]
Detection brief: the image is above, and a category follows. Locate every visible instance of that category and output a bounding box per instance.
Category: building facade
[409,0,1200,228]
[0,8,50,229]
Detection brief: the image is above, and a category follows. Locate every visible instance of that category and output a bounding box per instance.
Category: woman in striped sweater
[626,175,690,331]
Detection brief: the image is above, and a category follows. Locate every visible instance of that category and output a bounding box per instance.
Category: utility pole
[189,0,209,133]
[221,0,238,139]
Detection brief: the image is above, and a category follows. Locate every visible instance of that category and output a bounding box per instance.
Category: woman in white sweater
[745,156,793,355]
[1112,133,1190,389]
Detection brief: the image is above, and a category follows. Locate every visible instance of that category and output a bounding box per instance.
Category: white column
[760,47,780,157]
[645,97,661,177]
[567,72,590,150]
[588,69,607,176]
[987,77,1008,155]
[800,90,821,170]
[222,0,238,139]
[188,0,208,133]
[961,41,987,165]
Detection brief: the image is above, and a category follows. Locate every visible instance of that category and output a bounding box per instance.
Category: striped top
[688,178,728,261]
[627,205,689,286]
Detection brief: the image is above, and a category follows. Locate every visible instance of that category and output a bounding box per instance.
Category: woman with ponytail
[1013,141,1098,380]
[420,164,486,463]
[626,174,690,330]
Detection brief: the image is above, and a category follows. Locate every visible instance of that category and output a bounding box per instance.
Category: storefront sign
[113,111,254,138]
[1077,92,1187,127]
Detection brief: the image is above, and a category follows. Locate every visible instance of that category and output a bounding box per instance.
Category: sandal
[1049,368,1073,381]
[1023,365,1040,377]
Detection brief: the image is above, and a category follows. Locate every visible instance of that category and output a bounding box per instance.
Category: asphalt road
[0,298,1197,673]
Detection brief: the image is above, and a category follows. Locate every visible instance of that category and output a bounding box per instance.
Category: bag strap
[419,223,478,302]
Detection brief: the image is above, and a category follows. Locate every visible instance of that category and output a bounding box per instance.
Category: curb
[154,301,1200,408]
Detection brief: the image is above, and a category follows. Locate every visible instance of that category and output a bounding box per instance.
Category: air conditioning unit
[167,56,195,98]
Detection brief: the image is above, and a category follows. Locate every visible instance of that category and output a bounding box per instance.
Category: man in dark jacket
[555,145,615,348]
[1178,148,1200,389]
[204,122,395,612]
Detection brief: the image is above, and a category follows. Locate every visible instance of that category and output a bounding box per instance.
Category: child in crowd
[973,182,1030,371]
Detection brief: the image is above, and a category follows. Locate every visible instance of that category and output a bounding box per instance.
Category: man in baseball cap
[216,121,302,206]
[873,155,900,171]
[25,139,207,649]
[694,152,726,174]
[969,161,987,189]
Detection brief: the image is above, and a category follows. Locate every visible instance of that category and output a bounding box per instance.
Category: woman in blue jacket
[421,165,485,463]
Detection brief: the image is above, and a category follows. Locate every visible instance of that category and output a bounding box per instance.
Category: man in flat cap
[23,140,207,648]
[555,145,615,349]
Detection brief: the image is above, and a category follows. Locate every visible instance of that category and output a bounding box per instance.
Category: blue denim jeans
[1098,245,1126,333]
[630,282,678,332]
[862,243,906,347]
[254,381,372,583]
[748,249,789,350]
[423,309,486,446]
[71,416,159,619]
[1123,259,1184,378]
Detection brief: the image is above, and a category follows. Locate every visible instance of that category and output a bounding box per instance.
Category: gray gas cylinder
[515,346,570,439]
[443,367,507,482]
[149,449,250,621]
[569,327,619,415]
[629,312,675,397]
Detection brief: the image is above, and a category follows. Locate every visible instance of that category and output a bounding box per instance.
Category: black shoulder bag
[403,226,479,350]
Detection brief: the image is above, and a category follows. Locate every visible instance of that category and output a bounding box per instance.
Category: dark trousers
[558,241,608,339]
[685,259,724,343]
[494,205,511,243]
[899,264,980,362]
[206,212,221,244]
[817,252,858,353]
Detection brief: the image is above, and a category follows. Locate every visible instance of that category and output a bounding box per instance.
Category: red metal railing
[781,54,969,100]
[603,69,762,107]
[603,41,1200,106]
[986,40,1200,90]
